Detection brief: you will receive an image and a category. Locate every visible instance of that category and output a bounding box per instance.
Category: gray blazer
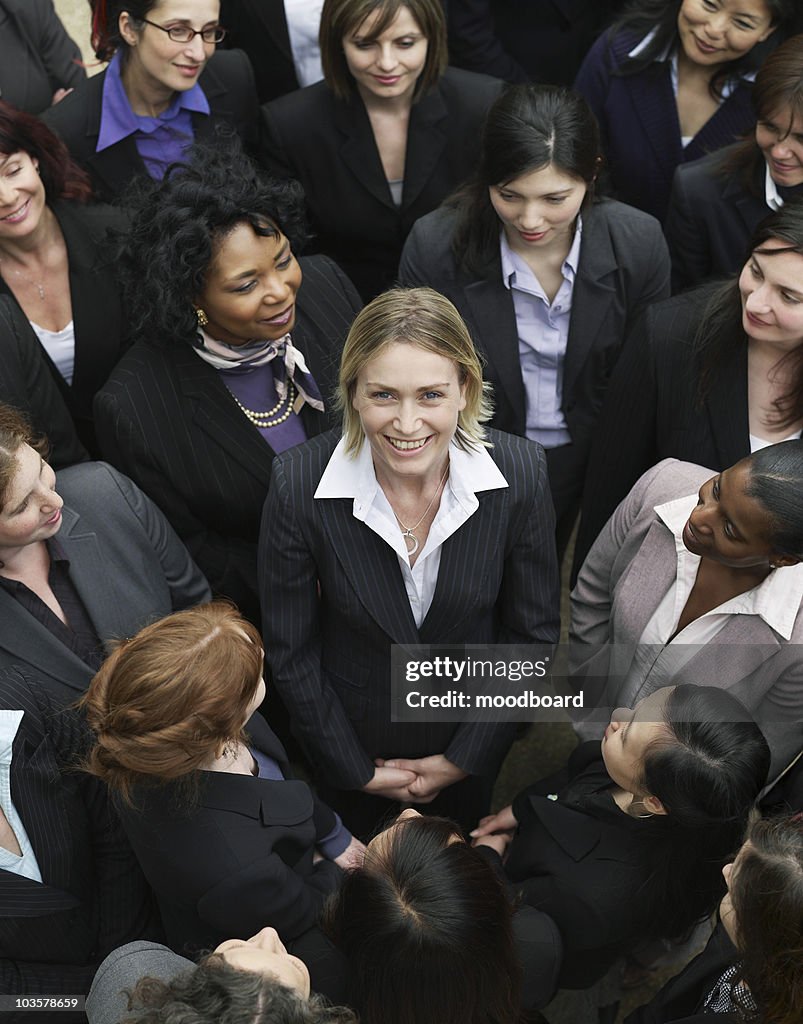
[570,458,803,776]
[0,462,211,701]
[87,941,193,1024]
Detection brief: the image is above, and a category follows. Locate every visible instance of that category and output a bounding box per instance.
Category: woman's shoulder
[42,67,106,142]
[272,429,342,483]
[586,197,665,247]
[297,254,362,309]
[263,80,333,122]
[52,197,130,238]
[436,66,505,107]
[484,430,548,490]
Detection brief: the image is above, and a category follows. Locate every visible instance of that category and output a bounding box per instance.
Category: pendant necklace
[392,464,449,556]
[0,256,45,299]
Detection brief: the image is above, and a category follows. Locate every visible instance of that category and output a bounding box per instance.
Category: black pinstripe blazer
[259,428,561,791]
[0,667,160,998]
[94,256,362,625]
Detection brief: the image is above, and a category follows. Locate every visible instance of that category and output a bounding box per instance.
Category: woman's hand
[363,764,417,802]
[472,832,513,857]
[333,836,367,871]
[377,754,467,804]
[470,804,518,838]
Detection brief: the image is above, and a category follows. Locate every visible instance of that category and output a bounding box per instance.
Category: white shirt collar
[655,494,803,640]
[765,162,785,211]
[627,27,671,61]
[499,215,583,291]
[314,435,508,519]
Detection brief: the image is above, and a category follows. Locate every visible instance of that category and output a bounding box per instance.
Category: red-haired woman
[81,602,364,999]
[0,101,128,454]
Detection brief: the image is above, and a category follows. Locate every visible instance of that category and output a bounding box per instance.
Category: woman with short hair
[260,0,502,299]
[259,286,560,837]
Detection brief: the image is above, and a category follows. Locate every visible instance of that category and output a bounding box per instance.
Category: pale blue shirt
[0,711,42,883]
[314,438,508,627]
[284,0,325,87]
[500,220,582,448]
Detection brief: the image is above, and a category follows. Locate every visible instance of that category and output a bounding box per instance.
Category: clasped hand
[363,754,467,803]
[469,804,518,858]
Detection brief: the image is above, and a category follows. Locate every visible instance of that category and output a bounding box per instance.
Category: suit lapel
[317,500,420,646]
[333,96,397,210]
[402,87,448,210]
[623,66,683,186]
[703,346,750,469]
[613,522,677,641]
[419,488,505,641]
[0,589,90,693]
[563,210,619,399]
[464,270,527,432]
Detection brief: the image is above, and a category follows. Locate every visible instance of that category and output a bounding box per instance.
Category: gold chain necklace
[232,380,296,428]
[391,464,449,556]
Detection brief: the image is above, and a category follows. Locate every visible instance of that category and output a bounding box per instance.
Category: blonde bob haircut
[336,287,493,455]
[320,0,448,102]
[81,602,264,807]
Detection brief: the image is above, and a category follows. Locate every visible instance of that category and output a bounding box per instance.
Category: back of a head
[744,438,803,560]
[0,403,41,512]
[326,816,520,1024]
[753,32,803,122]
[81,602,263,804]
[734,815,803,1024]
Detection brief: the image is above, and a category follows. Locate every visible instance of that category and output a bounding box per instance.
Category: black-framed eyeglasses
[140,18,226,44]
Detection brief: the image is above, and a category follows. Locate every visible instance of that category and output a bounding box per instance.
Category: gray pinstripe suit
[259,428,560,829]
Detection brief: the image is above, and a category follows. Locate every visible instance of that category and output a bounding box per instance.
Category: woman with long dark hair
[666,32,803,291]
[259,0,502,299]
[0,101,127,454]
[473,685,770,990]
[574,0,799,222]
[576,200,803,568]
[399,83,669,552]
[43,0,258,202]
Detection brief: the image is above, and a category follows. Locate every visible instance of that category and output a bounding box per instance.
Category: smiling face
[343,4,428,104]
[0,151,46,241]
[677,0,774,69]
[214,927,310,997]
[0,444,63,558]
[756,106,803,188]
[119,0,220,101]
[489,163,587,258]
[739,242,803,349]
[681,460,795,569]
[351,341,466,484]
[601,688,674,801]
[197,221,302,346]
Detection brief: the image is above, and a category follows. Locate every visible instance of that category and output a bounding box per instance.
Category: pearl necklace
[391,464,449,556]
[232,380,296,428]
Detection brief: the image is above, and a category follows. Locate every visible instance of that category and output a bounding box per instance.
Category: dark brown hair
[319,0,447,102]
[81,602,263,805]
[0,404,48,513]
[0,100,92,203]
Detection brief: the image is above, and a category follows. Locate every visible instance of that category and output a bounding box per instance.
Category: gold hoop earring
[195,308,209,328]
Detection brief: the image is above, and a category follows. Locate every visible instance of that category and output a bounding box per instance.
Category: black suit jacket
[506,742,657,989]
[0,295,87,468]
[625,925,739,1024]
[259,428,560,792]
[219,0,302,103]
[94,256,362,624]
[0,667,160,999]
[447,0,624,86]
[665,147,770,293]
[574,284,748,570]
[42,50,259,204]
[0,200,128,456]
[260,68,503,300]
[118,713,343,959]
[398,201,670,484]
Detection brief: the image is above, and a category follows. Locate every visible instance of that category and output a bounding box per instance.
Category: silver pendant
[402,529,419,555]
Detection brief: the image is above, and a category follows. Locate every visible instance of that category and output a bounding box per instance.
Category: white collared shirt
[0,711,42,883]
[284,0,325,88]
[765,162,784,211]
[315,438,508,627]
[620,493,803,704]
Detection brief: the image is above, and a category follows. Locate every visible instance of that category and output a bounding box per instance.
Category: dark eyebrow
[274,241,290,262]
[11,456,43,514]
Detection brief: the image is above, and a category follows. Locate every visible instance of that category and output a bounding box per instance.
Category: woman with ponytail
[42,0,259,202]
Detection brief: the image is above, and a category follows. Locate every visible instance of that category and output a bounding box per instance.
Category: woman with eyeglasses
[42,0,259,203]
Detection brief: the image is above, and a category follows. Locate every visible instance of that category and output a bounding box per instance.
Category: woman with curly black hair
[94,145,362,624]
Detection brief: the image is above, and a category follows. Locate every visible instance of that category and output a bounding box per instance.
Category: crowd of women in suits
[1,0,803,1022]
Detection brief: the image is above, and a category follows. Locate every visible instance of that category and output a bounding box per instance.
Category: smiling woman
[260,0,503,299]
[42,0,259,202]
[259,287,560,838]
[571,439,803,777]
